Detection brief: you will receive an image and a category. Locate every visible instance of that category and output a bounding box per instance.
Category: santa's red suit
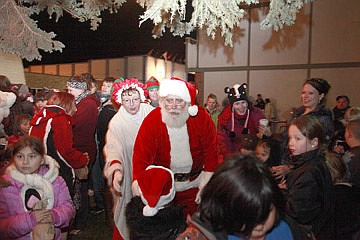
[132,106,221,216]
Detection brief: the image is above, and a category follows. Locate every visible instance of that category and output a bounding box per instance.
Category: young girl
[7,114,31,146]
[0,136,74,240]
[278,115,334,239]
[178,155,313,240]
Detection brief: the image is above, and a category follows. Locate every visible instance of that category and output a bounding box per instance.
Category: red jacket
[29,106,88,169]
[72,94,100,163]
[132,107,220,181]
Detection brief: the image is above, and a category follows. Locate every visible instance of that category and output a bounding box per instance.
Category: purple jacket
[0,166,74,240]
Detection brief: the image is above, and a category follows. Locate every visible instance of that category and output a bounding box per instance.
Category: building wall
[186,0,360,120]
[0,50,26,84]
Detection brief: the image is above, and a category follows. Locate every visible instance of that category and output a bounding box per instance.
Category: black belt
[174,170,201,182]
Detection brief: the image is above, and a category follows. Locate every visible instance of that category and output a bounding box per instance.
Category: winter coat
[72,94,100,164]
[126,196,186,240]
[29,106,88,194]
[280,105,335,164]
[217,104,264,158]
[284,149,334,239]
[0,156,74,240]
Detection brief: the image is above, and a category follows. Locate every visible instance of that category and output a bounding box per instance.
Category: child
[126,165,186,239]
[326,152,360,239]
[279,115,334,239]
[177,155,313,240]
[239,134,259,156]
[0,136,75,240]
[7,114,31,146]
[256,140,281,168]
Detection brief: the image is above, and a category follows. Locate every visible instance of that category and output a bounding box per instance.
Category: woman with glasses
[103,78,154,240]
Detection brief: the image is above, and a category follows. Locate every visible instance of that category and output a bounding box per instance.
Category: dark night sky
[24,1,189,67]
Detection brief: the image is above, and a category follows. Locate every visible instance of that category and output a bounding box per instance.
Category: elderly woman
[103,78,154,240]
[217,83,265,158]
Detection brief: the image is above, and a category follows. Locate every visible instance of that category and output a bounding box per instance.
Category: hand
[271,165,291,180]
[278,178,287,189]
[33,209,53,224]
[112,170,123,193]
[258,124,272,137]
[83,152,90,164]
[195,188,202,204]
[333,145,344,154]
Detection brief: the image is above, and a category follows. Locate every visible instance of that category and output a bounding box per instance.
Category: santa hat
[137,165,175,217]
[159,77,198,116]
[145,76,160,91]
[224,83,249,138]
[111,78,147,105]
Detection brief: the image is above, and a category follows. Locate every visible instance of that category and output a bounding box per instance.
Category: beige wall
[187,0,360,120]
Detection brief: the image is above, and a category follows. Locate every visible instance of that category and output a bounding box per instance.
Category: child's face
[248,206,276,240]
[35,100,47,109]
[288,125,314,155]
[13,146,44,174]
[20,120,30,134]
[256,146,270,162]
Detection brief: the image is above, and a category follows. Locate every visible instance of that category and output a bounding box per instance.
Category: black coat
[126,196,187,240]
[285,149,335,239]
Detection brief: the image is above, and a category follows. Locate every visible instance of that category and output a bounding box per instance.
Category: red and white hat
[111,78,147,105]
[159,77,198,116]
[137,165,175,217]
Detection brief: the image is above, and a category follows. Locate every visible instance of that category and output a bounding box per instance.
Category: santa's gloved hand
[112,170,123,193]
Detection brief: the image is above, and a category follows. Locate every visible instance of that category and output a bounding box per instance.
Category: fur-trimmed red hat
[145,76,160,91]
[159,77,198,116]
[111,78,147,105]
[137,165,175,217]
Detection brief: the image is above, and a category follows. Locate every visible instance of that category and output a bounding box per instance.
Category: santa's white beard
[160,102,190,128]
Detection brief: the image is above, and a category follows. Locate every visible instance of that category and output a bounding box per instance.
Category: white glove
[112,171,123,193]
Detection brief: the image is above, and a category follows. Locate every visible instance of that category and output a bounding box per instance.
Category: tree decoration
[0,0,314,61]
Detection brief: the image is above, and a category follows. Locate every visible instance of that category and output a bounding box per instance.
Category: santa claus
[132,77,221,217]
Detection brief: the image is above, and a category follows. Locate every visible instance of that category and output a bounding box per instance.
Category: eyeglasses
[164,98,185,106]
[122,98,140,105]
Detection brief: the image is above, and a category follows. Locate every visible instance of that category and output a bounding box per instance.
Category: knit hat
[224,83,248,107]
[67,75,87,90]
[137,165,175,217]
[159,77,198,116]
[146,76,160,91]
[111,78,147,105]
[224,83,249,138]
[304,78,331,95]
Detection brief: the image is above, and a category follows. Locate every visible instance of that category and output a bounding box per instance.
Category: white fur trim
[8,155,59,210]
[159,79,190,102]
[143,205,159,217]
[188,105,198,116]
[198,171,213,190]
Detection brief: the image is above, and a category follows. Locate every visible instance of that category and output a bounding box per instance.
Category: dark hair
[0,75,12,92]
[207,93,217,102]
[290,115,326,147]
[11,136,45,158]
[103,77,116,83]
[336,95,350,104]
[121,87,140,98]
[265,98,270,104]
[303,78,331,105]
[199,155,283,237]
[35,89,54,102]
[12,114,31,136]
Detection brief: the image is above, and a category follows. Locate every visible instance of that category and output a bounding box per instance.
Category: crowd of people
[0,73,359,240]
